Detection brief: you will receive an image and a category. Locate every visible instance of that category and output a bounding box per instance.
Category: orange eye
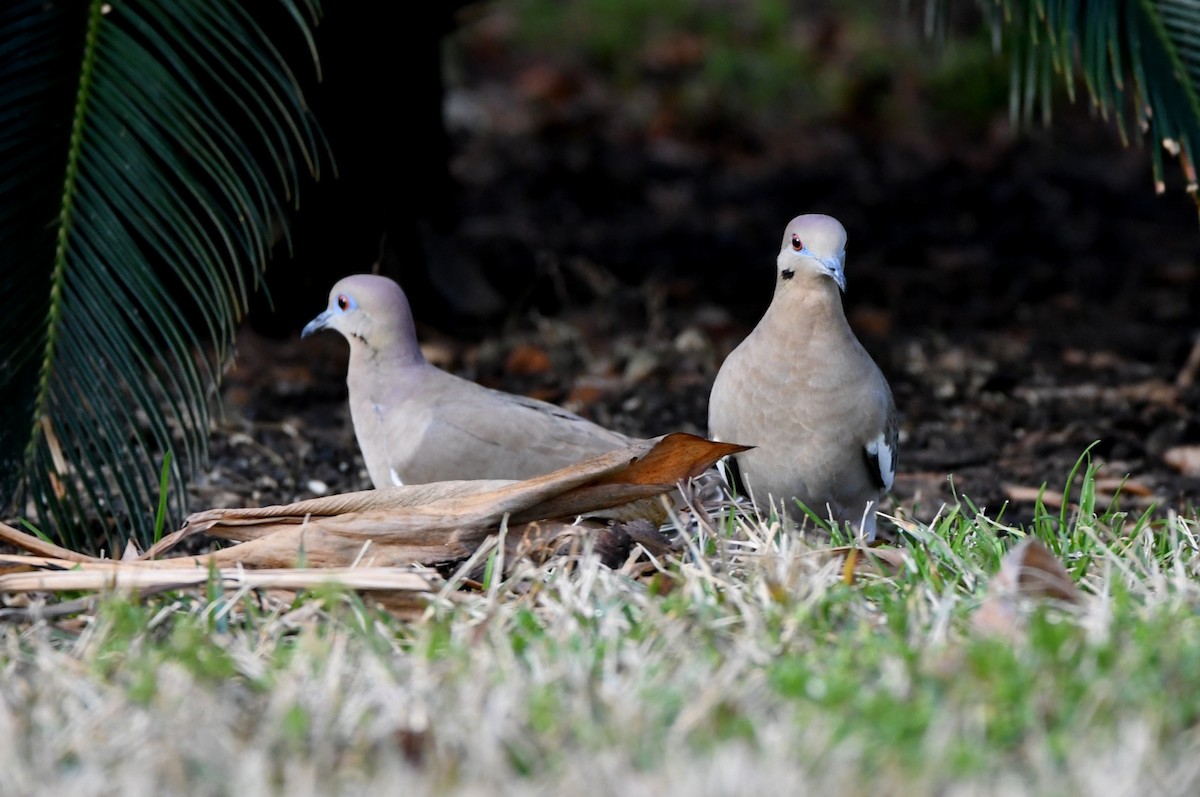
[336,294,350,311]
[791,234,803,251]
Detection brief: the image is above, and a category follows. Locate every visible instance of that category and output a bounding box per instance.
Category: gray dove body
[708,214,897,538]
[304,275,632,487]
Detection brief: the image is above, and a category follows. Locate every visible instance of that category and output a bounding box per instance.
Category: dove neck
[766,277,849,337]
[349,315,427,368]
[386,290,430,366]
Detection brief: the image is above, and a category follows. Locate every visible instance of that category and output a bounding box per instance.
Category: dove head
[776,213,848,292]
[302,274,425,364]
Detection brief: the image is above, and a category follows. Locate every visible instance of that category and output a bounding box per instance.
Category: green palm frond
[0,0,324,551]
[979,0,1200,196]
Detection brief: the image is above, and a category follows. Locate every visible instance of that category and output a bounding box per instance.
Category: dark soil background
[194,3,1200,529]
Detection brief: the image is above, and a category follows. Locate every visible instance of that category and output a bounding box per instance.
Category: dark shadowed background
[202,1,1200,528]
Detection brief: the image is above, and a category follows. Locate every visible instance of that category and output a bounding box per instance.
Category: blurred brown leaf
[973,538,1080,638]
[998,538,1079,602]
[1002,484,1065,508]
[504,343,552,376]
[641,31,706,72]
[1164,445,1200,477]
[808,544,909,584]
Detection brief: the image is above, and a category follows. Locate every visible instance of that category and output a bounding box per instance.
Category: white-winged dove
[707,214,897,538]
[303,275,633,487]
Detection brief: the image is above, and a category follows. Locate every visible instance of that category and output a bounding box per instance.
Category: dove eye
[336,294,351,311]
[791,234,803,251]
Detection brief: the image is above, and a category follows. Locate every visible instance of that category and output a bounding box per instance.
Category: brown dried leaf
[1002,484,1065,508]
[142,433,739,571]
[971,594,1021,637]
[1094,477,1155,498]
[0,435,737,612]
[504,343,552,376]
[509,485,668,525]
[999,538,1080,603]
[642,31,706,71]
[860,546,910,574]
[809,545,909,582]
[592,435,749,486]
[973,538,1080,638]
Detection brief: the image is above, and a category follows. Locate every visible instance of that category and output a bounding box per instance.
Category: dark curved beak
[301,309,333,339]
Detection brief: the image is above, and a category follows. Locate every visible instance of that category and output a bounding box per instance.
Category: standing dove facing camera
[708,214,897,539]
[303,274,633,487]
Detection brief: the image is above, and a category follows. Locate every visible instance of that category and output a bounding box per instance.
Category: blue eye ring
[791,234,803,251]
[336,293,353,311]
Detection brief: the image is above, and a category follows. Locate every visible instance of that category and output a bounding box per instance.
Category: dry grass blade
[0,565,436,594]
[0,561,442,621]
[0,553,125,573]
[0,521,98,563]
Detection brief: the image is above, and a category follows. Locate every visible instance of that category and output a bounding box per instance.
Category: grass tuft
[1,455,1199,792]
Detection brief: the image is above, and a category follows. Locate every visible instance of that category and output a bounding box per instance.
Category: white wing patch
[865,431,895,492]
[389,467,404,486]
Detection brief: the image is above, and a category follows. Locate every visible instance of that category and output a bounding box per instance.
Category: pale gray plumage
[303,275,632,488]
[708,214,898,539]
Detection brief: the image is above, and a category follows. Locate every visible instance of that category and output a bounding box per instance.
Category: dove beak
[822,253,847,293]
[301,309,334,339]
